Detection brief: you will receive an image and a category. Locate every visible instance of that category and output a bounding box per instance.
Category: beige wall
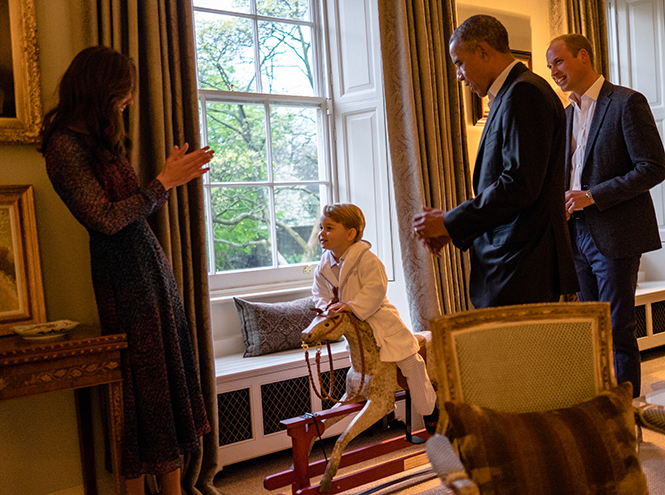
[0,1,100,494]
[457,1,557,167]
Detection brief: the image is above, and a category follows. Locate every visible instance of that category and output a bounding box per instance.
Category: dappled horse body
[301,311,432,493]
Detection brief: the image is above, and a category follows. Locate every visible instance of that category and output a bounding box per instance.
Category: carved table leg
[75,387,98,495]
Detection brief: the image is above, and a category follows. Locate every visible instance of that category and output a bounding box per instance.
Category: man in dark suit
[413,15,578,309]
[546,34,665,397]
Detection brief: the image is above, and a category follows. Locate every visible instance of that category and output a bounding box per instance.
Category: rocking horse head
[300,308,378,410]
[301,310,351,345]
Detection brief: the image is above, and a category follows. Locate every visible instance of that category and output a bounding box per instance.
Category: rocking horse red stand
[264,312,435,494]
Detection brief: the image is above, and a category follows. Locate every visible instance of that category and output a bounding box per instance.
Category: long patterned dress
[45,128,210,479]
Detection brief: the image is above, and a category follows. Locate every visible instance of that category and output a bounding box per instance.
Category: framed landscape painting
[0,0,42,144]
[0,185,45,335]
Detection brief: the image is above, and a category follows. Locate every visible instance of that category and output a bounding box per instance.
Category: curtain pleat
[82,1,221,494]
[548,0,609,78]
[378,0,472,330]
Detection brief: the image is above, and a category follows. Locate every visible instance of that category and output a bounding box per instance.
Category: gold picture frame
[471,50,532,126]
[0,0,42,144]
[0,185,45,335]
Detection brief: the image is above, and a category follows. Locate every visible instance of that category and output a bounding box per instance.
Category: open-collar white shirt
[330,247,349,282]
[569,75,605,190]
[487,60,519,108]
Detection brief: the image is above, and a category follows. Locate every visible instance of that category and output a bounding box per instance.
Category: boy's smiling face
[319,216,357,260]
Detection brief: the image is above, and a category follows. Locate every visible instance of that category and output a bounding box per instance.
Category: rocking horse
[264,310,436,494]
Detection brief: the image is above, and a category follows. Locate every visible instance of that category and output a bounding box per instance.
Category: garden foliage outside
[195,0,328,274]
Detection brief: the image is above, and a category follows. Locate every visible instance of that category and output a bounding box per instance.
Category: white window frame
[193,0,335,296]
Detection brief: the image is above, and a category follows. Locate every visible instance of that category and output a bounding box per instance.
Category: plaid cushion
[444,382,646,495]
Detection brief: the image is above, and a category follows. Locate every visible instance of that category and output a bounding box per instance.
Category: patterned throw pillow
[234,297,319,357]
[443,382,646,495]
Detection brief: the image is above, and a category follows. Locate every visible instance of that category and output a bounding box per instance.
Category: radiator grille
[653,301,665,334]
[262,376,311,434]
[320,367,351,410]
[218,388,252,446]
[636,305,647,339]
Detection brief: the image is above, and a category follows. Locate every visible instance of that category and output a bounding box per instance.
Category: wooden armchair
[425,302,662,495]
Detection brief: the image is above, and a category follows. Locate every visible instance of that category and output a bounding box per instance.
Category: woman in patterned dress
[40,46,213,495]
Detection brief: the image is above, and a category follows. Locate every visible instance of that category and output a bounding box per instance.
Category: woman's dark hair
[39,45,136,158]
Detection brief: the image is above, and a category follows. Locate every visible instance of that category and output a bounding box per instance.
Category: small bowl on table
[12,320,79,340]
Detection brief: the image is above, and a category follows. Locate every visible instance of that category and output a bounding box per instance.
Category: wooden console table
[0,325,127,495]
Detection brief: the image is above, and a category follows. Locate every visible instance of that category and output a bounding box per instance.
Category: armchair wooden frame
[431,301,616,423]
[425,301,665,494]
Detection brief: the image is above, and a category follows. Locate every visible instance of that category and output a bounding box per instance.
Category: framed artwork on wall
[471,50,532,126]
[0,0,42,144]
[0,185,45,336]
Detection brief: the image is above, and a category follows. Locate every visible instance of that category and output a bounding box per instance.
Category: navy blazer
[565,80,665,259]
[445,62,578,308]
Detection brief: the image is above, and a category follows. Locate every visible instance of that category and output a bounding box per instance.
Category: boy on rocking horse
[313,203,439,432]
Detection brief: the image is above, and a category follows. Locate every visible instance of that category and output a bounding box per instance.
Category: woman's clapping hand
[157,143,214,190]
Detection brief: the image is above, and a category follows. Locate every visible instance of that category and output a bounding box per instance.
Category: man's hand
[412,207,452,257]
[422,235,451,257]
[565,189,594,218]
[412,207,450,238]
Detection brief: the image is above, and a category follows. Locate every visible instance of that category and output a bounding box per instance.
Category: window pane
[256,0,311,21]
[206,101,267,182]
[210,186,273,271]
[271,106,322,181]
[259,21,314,96]
[193,0,250,15]
[195,0,330,281]
[196,12,256,93]
[275,184,323,265]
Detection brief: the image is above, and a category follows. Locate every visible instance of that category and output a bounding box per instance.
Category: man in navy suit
[547,34,665,397]
[413,15,578,309]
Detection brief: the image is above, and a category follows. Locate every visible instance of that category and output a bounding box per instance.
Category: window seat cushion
[233,296,318,357]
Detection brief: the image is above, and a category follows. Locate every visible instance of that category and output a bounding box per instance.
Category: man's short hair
[322,203,365,242]
[551,33,595,68]
[449,15,511,54]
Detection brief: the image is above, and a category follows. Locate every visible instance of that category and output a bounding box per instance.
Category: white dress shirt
[569,75,605,190]
[487,60,519,108]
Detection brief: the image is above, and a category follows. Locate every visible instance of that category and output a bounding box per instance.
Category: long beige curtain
[81,1,221,494]
[377,0,472,330]
[549,0,609,78]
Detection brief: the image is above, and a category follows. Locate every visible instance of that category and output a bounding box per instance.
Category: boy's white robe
[312,240,420,362]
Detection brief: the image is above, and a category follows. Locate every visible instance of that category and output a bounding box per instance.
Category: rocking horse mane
[305,311,379,353]
[340,312,378,349]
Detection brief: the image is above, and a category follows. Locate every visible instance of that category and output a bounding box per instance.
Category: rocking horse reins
[304,248,369,405]
[303,310,367,405]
